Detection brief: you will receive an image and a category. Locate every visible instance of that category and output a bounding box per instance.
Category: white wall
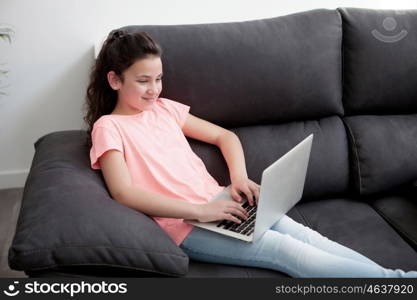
[0,0,416,189]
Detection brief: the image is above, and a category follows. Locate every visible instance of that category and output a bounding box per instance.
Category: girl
[84,29,417,278]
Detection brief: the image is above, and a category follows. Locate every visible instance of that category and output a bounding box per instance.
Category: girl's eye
[137,78,162,84]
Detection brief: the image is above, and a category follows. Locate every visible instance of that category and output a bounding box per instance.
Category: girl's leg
[180,226,417,278]
[271,215,381,267]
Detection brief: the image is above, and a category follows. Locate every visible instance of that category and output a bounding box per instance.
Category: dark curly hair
[82,29,163,148]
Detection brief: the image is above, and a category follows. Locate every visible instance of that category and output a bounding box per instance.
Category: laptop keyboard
[216,201,257,236]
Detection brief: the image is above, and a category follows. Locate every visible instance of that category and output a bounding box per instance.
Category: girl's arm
[216,132,248,183]
[182,113,260,206]
[182,113,247,181]
[99,150,198,219]
[99,149,247,223]
[216,132,260,206]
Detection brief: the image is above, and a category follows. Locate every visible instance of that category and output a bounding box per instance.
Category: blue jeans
[180,215,417,278]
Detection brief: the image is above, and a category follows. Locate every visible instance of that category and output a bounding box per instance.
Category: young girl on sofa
[84,30,417,278]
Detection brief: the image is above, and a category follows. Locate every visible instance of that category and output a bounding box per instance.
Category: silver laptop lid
[253,134,313,242]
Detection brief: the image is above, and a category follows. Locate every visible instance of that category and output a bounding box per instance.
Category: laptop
[184,134,313,242]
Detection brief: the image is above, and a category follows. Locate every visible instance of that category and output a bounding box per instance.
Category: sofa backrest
[339,8,417,195]
[121,9,350,201]
[121,8,417,199]
[123,9,343,127]
[338,7,417,115]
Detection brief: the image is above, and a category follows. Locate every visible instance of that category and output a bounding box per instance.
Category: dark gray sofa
[8,7,417,278]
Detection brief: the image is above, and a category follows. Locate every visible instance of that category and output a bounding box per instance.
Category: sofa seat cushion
[8,131,189,277]
[367,186,417,252]
[186,261,288,278]
[344,115,417,195]
[25,261,288,278]
[287,197,417,271]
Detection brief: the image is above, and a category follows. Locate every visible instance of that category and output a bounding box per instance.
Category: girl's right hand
[195,200,248,224]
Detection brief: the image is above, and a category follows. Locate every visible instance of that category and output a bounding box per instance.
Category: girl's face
[108,55,163,115]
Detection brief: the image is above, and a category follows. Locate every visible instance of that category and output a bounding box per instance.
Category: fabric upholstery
[192,116,350,201]
[293,197,417,271]
[122,8,344,127]
[8,131,189,277]
[339,7,417,115]
[367,186,417,252]
[344,115,417,195]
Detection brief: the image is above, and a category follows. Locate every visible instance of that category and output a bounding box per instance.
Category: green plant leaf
[0,27,14,43]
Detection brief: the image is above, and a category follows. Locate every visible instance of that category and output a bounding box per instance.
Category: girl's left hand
[230,176,260,206]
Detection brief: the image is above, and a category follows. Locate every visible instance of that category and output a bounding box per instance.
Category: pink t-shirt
[90,97,225,245]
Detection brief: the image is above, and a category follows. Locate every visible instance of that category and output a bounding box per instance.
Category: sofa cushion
[368,186,417,252]
[339,7,417,115]
[344,115,417,195]
[290,197,417,271]
[122,8,343,127]
[186,261,288,278]
[190,116,351,201]
[26,261,288,278]
[8,131,189,277]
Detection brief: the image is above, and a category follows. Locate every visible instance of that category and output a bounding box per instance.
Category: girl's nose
[147,83,159,94]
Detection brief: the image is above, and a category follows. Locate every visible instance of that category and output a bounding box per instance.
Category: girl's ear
[107,71,121,90]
